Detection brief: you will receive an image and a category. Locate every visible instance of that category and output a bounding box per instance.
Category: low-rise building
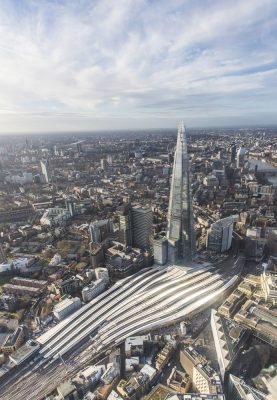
[9,340,40,365]
[82,279,107,302]
[218,289,246,319]
[3,283,41,297]
[125,335,151,357]
[40,207,71,226]
[53,297,82,321]
[180,345,223,395]
[167,367,191,394]
[1,326,25,355]
[11,277,48,290]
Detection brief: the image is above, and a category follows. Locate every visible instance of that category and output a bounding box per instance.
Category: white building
[81,279,107,302]
[53,297,82,321]
[107,391,123,400]
[101,364,119,385]
[140,364,156,380]
[0,262,13,273]
[95,267,109,283]
[49,254,62,266]
[237,146,246,168]
[40,208,71,226]
[13,258,30,270]
[203,174,219,187]
[153,236,168,265]
[125,335,151,357]
[40,160,51,183]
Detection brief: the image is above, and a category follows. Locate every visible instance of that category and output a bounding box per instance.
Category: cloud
[0,0,277,132]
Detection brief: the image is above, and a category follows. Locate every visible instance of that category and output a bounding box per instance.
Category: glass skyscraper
[167,121,195,263]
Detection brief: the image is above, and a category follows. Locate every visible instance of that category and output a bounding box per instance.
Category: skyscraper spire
[166,121,195,262]
[153,122,195,265]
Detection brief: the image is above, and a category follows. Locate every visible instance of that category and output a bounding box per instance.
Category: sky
[0,0,277,134]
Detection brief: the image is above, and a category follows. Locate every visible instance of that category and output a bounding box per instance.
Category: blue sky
[0,0,277,133]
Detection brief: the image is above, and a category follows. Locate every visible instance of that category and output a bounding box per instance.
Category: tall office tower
[131,205,153,250]
[207,216,236,253]
[237,146,246,168]
[100,158,108,170]
[65,197,75,217]
[230,143,236,164]
[153,234,168,265]
[89,219,113,243]
[40,159,51,183]
[0,243,6,263]
[107,154,114,165]
[167,122,195,262]
[76,142,82,154]
[118,203,133,247]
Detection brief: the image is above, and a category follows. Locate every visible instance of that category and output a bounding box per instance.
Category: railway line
[0,257,244,400]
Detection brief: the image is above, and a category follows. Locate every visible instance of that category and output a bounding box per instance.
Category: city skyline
[0,122,277,399]
[0,0,277,134]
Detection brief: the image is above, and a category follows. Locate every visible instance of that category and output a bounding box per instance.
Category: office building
[153,122,195,264]
[53,297,82,321]
[180,345,223,395]
[89,219,113,243]
[118,203,153,250]
[40,207,71,226]
[118,203,133,247]
[231,143,236,164]
[203,174,219,187]
[40,159,51,183]
[228,374,267,400]
[1,326,25,355]
[95,267,109,283]
[100,158,108,170]
[82,279,107,302]
[131,205,153,249]
[153,235,168,265]
[207,216,237,253]
[0,243,6,263]
[237,146,246,168]
[65,197,75,217]
[167,122,195,262]
[90,243,105,268]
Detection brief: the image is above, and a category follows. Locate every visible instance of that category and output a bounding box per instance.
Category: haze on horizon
[0,0,277,135]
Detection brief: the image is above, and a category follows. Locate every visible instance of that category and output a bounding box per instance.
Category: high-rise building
[89,219,113,243]
[118,203,133,247]
[40,159,51,183]
[65,197,75,217]
[153,234,168,265]
[100,158,108,170]
[230,143,236,164]
[237,146,246,168]
[76,142,82,154]
[207,216,237,253]
[118,203,152,250]
[166,122,195,263]
[0,242,6,263]
[131,205,153,249]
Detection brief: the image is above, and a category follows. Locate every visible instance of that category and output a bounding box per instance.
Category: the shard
[166,121,195,262]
